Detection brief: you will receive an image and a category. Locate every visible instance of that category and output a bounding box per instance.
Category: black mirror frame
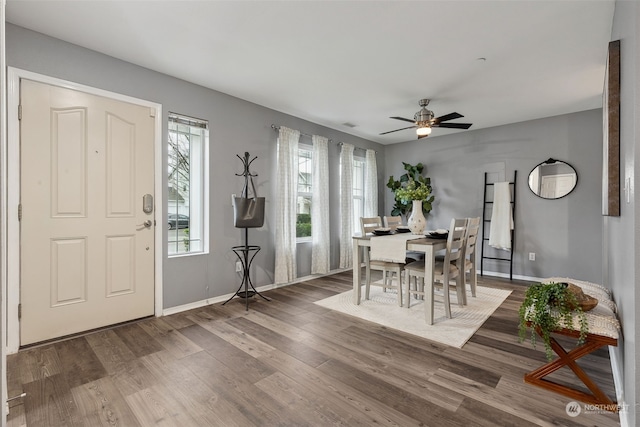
[528,158,578,200]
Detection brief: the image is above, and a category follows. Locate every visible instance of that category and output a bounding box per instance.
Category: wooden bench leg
[524,330,618,412]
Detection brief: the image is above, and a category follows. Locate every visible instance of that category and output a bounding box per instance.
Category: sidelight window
[167,113,209,256]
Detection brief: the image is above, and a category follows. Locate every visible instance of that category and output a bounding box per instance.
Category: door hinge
[18,303,22,319]
[149,107,156,118]
[18,105,22,121]
[18,204,22,221]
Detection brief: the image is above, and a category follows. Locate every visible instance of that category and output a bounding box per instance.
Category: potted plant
[386,162,434,218]
[518,282,589,360]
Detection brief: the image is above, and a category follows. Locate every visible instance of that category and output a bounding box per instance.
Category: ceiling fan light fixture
[381,98,472,137]
[416,126,432,136]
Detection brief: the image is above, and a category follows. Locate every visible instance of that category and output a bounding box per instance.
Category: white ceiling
[6,1,615,145]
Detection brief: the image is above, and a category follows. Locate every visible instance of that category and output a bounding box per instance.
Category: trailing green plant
[518,282,589,360]
[386,162,434,218]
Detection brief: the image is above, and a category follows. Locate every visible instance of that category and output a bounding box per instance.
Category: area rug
[314,283,512,348]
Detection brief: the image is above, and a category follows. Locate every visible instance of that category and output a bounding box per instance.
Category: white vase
[407,200,427,235]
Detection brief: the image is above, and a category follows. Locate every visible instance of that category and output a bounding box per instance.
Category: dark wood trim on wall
[602,39,620,217]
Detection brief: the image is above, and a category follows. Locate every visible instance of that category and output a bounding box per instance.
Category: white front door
[540,174,576,198]
[19,79,156,345]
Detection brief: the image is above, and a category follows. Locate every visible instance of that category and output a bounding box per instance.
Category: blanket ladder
[480,170,516,280]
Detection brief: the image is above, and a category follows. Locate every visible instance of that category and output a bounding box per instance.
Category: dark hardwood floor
[7,271,620,426]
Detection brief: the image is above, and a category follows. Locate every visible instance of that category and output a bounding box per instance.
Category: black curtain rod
[270,124,333,143]
[271,124,377,153]
[337,141,377,153]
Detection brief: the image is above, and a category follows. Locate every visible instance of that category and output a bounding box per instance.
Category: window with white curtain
[352,157,365,233]
[296,145,313,240]
[167,113,209,256]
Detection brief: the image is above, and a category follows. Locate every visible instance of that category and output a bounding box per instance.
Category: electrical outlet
[235,261,242,272]
[529,252,536,261]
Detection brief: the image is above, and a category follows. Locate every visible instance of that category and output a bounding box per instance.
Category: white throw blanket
[370,234,424,263]
[489,181,513,251]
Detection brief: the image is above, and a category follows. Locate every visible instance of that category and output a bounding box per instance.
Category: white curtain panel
[274,126,300,284]
[364,149,378,217]
[311,135,330,274]
[339,143,354,268]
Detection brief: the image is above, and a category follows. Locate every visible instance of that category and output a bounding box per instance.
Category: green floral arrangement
[386,162,434,218]
[395,179,431,203]
[518,282,589,360]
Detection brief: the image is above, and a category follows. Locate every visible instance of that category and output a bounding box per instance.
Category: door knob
[137,220,153,229]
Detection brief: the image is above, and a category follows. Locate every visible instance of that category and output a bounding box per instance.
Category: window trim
[352,156,366,235]
[167,112,209,257]
[296,144,313,243]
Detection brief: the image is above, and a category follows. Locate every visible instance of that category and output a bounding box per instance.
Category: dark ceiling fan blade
[417,134,429,140]
[432,122,473,129]
[390,116,416,124]
[380,125,416,135]
[431,112,463,124]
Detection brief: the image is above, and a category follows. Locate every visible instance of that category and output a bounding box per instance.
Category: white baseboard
[162,267,351,316]
[479,270,544,283]
[162,295,233,316]
[608,345,627,426]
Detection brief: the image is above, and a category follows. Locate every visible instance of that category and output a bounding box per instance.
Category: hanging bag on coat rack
[233,176,265,228]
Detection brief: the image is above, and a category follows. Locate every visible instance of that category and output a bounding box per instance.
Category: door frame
[6,67,164,353]
[1,0,8,419]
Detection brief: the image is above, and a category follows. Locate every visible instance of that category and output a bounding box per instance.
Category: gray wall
[384,109,604,282]
[609,1,639,425]
[6,23,386,309]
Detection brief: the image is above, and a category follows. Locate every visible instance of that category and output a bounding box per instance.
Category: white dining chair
[383,215,403,231]
[435,216,480,306]
[460,217,481,305]
[360,216,405,307]
[404,217,468,321]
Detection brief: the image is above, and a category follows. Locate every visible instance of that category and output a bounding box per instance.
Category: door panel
[106,113,135,216]
[106,235,135,296]
[51,108,87,217]
[20,79,155,345]
[50,238,87,306]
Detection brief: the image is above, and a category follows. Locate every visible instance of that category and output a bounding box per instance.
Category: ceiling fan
[380,99,473,139]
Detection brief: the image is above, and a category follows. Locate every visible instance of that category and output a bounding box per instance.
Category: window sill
[168,250,209,259]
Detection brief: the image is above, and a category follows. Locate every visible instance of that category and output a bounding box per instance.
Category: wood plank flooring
[7,271,620,426]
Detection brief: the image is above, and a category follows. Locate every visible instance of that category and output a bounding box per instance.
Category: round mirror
[528,158,578,199]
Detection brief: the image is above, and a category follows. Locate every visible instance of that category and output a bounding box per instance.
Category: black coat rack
[223,152,270,310]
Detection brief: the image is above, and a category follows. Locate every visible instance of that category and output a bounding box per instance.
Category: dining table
[352,233,448,324]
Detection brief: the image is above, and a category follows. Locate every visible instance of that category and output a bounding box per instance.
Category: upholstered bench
[523,277,621,412]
